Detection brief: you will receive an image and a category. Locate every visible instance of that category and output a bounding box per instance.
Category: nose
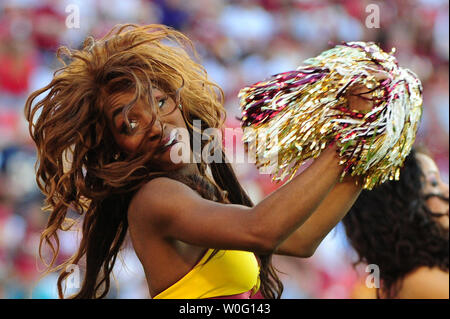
[147,120,165,142]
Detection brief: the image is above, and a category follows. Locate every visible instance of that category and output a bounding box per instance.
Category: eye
[120,120,138,135]
[427,174,440,188]
[158,97,167,109]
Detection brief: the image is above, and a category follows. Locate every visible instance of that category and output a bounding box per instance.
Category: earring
[113,153,120,160]
[178,103,183,111]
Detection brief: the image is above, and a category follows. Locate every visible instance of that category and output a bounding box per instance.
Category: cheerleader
[25,24,391,299]
[343,148,448,298]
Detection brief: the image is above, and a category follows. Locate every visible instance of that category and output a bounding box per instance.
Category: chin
[148,142,193,172]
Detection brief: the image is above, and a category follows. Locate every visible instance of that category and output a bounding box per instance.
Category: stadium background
[0,0,448,298]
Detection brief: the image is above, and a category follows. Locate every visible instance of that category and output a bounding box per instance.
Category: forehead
[105,87,164,118]
[416,153,439,173]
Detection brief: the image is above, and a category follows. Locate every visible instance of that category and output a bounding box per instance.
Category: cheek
[117,136,145,154]
[421,182,434,195]
[169,107,186,126]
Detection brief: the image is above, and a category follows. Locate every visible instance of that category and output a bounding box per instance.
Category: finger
[370,70,390,82]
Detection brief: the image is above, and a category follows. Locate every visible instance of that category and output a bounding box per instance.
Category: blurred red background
[0,0,447,299]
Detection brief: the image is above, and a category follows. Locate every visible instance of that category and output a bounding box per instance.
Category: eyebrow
[111,106,125,125]
[110,92,165,125]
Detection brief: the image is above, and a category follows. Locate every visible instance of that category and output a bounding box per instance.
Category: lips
[160,129,179,150]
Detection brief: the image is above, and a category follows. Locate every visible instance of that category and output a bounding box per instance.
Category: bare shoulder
[127,177,201,229]
[397,266,449,299]
[126,175,258,251]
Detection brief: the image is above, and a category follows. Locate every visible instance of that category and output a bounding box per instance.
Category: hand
[345,71,389,113]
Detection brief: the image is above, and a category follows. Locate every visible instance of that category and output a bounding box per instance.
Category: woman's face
[105,88,191,171]
[416,153,449,229]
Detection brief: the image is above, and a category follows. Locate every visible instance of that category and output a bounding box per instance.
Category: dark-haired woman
[25,24,377,299]
[343,149,449,299]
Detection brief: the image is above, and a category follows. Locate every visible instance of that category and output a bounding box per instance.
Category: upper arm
[398,267,449,299]
[128,177,272,254]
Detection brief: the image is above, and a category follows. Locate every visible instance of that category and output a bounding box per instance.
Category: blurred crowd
[0,0,448,298]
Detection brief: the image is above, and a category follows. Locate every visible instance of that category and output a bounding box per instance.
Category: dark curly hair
[342,148,449,298]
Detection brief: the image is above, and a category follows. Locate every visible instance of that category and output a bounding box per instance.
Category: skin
[105,88,200,176]
[395,153,449,299]
[356,153,449,299]
[396,266,449,299]
[416,153,449,229]
[106,85,373,297]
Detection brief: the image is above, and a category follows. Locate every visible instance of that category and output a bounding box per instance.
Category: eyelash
[120,120,137,135]
[119,98,167,135]
[158,97,167,109]
[430,179,439,187]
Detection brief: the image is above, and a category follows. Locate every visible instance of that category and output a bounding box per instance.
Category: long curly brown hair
[24,24,283,299]
[342,149,449,298]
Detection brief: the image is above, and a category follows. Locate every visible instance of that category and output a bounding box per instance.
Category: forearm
[251,145,343,249]
[277,176,362,256]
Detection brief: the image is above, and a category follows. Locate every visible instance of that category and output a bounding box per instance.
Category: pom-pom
[238,42,423,189]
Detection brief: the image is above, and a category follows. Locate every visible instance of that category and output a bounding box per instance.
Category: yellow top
[153,249,261,299]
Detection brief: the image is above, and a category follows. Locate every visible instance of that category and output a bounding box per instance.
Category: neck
[173,162,202,178]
